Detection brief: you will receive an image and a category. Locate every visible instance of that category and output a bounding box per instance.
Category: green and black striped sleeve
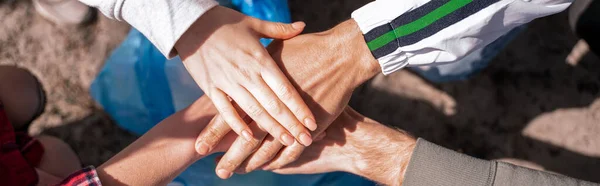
[351,0,572,75]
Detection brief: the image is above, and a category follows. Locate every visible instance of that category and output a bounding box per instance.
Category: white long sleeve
[351,0,572,75]
[79,0,218,58]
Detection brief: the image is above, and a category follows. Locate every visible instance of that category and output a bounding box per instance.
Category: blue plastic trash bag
[90,0,374,186]
[230,0,292,45]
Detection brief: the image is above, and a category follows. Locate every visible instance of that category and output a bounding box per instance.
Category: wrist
[323,20,381,88]
[349,121,416,185]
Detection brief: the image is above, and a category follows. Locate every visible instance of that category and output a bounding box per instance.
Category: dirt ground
[1,0,599,183]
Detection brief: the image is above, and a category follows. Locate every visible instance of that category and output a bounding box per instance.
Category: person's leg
[35,135,82,185]
[32,0,96,26]
[0,66,45,132]
[0,66,81,185]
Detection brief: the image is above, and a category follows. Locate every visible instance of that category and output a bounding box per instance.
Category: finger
[246,79,313,146]
[235,135,284,173]
[261,62,317,132]
[211,131,239,153]
[261,143,306,171]
[195,116,229,155]
[210,89,254,142]
[251,19,305,39]
[234,135,279,174]
[230,85,296,146]
[215,121,269,179]
[195,104,250,155]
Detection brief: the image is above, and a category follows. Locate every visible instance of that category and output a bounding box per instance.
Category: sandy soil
[1,0,599,183]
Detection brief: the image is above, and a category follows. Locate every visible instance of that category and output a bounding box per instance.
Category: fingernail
[217,169,233,179]
[304,118,317,131]
[242,130,253,141]
[196,142,209,155]
[280,133,294,146]
[299,133,313,146]
[291,22,305,30]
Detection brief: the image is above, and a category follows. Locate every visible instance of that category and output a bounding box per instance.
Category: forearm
[312,19,381,88]
[403,139,598,186]
[96,98,217,186]
[339,111,416,186]
[352,125,416,186]
[79,0,218,58]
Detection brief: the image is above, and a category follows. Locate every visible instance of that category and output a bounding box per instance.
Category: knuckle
[236,67,255,81]
[272,23,287,33]
[291,105,306,116]
[203,127,222,145]
[221,159,238,170]
[264,143,283,156]
[241,139,261,150]
[254,148,277,161]
[264,124,279,136]
[284,147,303,163]
[285,153,300,164]
[244,104,263,117]
[287,122,302,135]
[275,84,293,100]
[264,99,282,115]
[215,104,232,115]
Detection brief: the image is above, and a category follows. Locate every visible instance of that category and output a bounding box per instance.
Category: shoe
[32,0,96,26]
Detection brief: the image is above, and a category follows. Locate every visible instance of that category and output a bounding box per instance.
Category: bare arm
[273,107,599,186]
[95,96,235,186]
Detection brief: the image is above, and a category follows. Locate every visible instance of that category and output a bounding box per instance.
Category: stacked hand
[273,107,416,186]
[97,94,416,186]
[194,20,382,178]
[175,6,317,148]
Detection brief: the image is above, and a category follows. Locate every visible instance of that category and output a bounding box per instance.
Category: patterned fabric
[56,166,102,186]
[364,0,499,58]
[0,104,44,186]
[351,0,571,75]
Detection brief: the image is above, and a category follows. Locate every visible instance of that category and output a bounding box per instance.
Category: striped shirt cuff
[352,0,418,75]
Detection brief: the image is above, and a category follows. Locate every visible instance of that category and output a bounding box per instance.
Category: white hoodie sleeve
[352,0,572,75]
[79,0,219,58]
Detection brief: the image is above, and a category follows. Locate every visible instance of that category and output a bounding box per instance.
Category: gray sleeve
[403,138,598,186]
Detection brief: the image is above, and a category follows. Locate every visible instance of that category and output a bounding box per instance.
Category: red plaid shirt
[56,166,102,186]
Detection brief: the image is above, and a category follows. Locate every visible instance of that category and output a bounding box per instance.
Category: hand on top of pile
[175,6,317,149]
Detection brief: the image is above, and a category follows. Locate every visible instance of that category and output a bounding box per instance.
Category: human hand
[272,107,417,186]
[195,20,382,179]
[97,95,239,186]
[175,6,316,148]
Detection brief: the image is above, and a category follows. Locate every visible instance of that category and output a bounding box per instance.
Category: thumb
[253,20,305,39]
